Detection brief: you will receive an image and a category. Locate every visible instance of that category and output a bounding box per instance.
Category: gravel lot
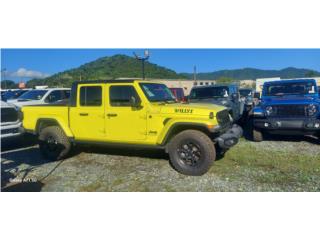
[1,134,320,192]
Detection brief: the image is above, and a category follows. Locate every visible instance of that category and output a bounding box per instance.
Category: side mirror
[254,92,261,99]
[130,96,141,108]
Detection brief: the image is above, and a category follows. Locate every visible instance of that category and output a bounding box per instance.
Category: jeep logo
[175,108,193,114]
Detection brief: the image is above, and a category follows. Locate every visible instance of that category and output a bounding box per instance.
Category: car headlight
[307,104,317,116]
[265,106,273,116]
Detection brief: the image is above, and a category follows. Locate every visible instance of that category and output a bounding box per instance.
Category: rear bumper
[254,117,320,135]
[214,124,243,149]
[1,122,24,139]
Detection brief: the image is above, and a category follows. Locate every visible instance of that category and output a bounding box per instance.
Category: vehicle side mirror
[254,92,261,99]
[130,96,141,108]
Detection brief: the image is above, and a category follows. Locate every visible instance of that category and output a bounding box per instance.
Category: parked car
[8,88,70,107]
[169,88,186,102]
[189,84,244,122]
[1,89,30,102]
[252,79,320,141]
[1,101,24,139]
[21,80,242,176]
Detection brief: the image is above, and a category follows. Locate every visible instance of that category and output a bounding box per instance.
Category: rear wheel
[39,126,71,161]
[167,130,216,176]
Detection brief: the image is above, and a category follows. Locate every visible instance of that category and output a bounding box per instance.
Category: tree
[216,77,234,84]
[305,71,316,77]
[1,80,17,89]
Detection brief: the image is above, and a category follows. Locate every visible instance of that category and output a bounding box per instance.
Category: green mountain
[181,67,320,80]
[26,54,185,87]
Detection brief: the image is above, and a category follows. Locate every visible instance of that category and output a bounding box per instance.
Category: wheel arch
[159,122,211,146]
[35,118,73,138]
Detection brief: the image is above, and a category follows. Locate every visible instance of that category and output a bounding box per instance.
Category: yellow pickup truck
[22,80,242,176]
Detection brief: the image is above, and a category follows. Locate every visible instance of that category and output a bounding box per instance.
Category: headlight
[307,104,317,116]
[265,106,273,116]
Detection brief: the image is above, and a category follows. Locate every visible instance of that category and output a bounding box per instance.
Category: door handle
[107,113,118,117]
[79,113,89,116]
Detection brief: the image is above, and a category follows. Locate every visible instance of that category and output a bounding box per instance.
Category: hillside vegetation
[26,54,185,87]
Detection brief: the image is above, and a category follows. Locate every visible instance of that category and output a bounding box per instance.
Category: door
[105,85,147,142]
[69,84,106,141]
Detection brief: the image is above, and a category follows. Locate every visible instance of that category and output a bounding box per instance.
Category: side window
[110,85,140,107]
[80,86,102,106]
[63,90,70,99]
[46,90,62,103]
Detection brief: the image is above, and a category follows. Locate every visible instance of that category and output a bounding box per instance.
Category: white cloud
[9,68,50,79]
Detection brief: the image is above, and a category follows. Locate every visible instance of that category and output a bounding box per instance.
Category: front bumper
[254,117,320,132]
[1,122,24,139]
[214,124,243,149]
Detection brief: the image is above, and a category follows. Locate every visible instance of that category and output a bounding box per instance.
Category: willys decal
[175,108,193,114]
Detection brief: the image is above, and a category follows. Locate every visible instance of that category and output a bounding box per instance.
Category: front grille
[1,128,19,135]
[216,109,231,127]
[1,108,18,123]
[270,104,307,117]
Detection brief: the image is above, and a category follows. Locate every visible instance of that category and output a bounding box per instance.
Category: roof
[192,84,238,89]
[73,79,137,84]
[264,79,317,85]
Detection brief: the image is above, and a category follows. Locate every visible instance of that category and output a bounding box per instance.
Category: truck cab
[21,80,242,176]
[189,84,244,122]
[252,79,320,141]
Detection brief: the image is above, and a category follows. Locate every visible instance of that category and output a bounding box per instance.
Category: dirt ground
[1,134,320,192]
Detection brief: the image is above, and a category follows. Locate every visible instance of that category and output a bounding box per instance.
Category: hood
[8,100,43,107]
[189,97,230,107]
[262,95,319,106]
[159,102,226,116]
[0,100,16,108]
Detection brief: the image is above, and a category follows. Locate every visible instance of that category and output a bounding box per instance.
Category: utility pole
[133,50,150,80]
[1,68,7,89]
[193,65,197,84]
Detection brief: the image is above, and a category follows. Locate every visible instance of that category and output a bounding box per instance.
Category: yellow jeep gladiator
[22,80,242,176]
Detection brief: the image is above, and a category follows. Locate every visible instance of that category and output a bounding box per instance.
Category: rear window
[80,86,102,106]
[190,86,229,99]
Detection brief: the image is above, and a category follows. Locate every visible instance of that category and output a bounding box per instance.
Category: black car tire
[167,130,216,176]
[253,128,263,142]
[39,126,71,161]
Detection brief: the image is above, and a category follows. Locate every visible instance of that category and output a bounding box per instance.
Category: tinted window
[110,86,139,106]
[264,81,317,96]
[45,90,62,103]
[139,83,175,102]
[18,90,48,100]
[190,86,229,99]
[80,86,102,106]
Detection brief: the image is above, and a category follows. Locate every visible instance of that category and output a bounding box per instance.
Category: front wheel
[253,128,264,142]
[39,126,71,161]
[167,130,216,176]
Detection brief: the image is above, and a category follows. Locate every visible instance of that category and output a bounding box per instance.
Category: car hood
[262,95,320,106]
[159,102,226,116]
[8,100,43,107]
[0,100,16,108]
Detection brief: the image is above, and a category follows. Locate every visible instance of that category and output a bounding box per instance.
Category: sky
[1,49,320,82]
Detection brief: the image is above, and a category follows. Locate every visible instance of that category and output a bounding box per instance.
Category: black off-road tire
[39,126,71,161]
[253,128,263,142]
[167,130,216,176]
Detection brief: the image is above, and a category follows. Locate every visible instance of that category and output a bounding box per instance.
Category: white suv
[8,88,70,107]
[1,101,24,139]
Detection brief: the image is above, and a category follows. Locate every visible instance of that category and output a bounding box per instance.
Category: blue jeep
[252,79,320,141]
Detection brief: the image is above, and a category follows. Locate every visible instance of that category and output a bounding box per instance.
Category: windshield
[18,90,48,100]
[140,83,176,102]
[264,81,317,96]
[3,90,27,100]
[190,86,229,99]
[239,89,252,97]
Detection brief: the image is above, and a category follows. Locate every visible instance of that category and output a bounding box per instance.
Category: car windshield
[140,83,176,102]
[18,90,48,100]
[264,81,317,96]
[239,89,252,97]
[190,86,229,99]
[3,90,27,100]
